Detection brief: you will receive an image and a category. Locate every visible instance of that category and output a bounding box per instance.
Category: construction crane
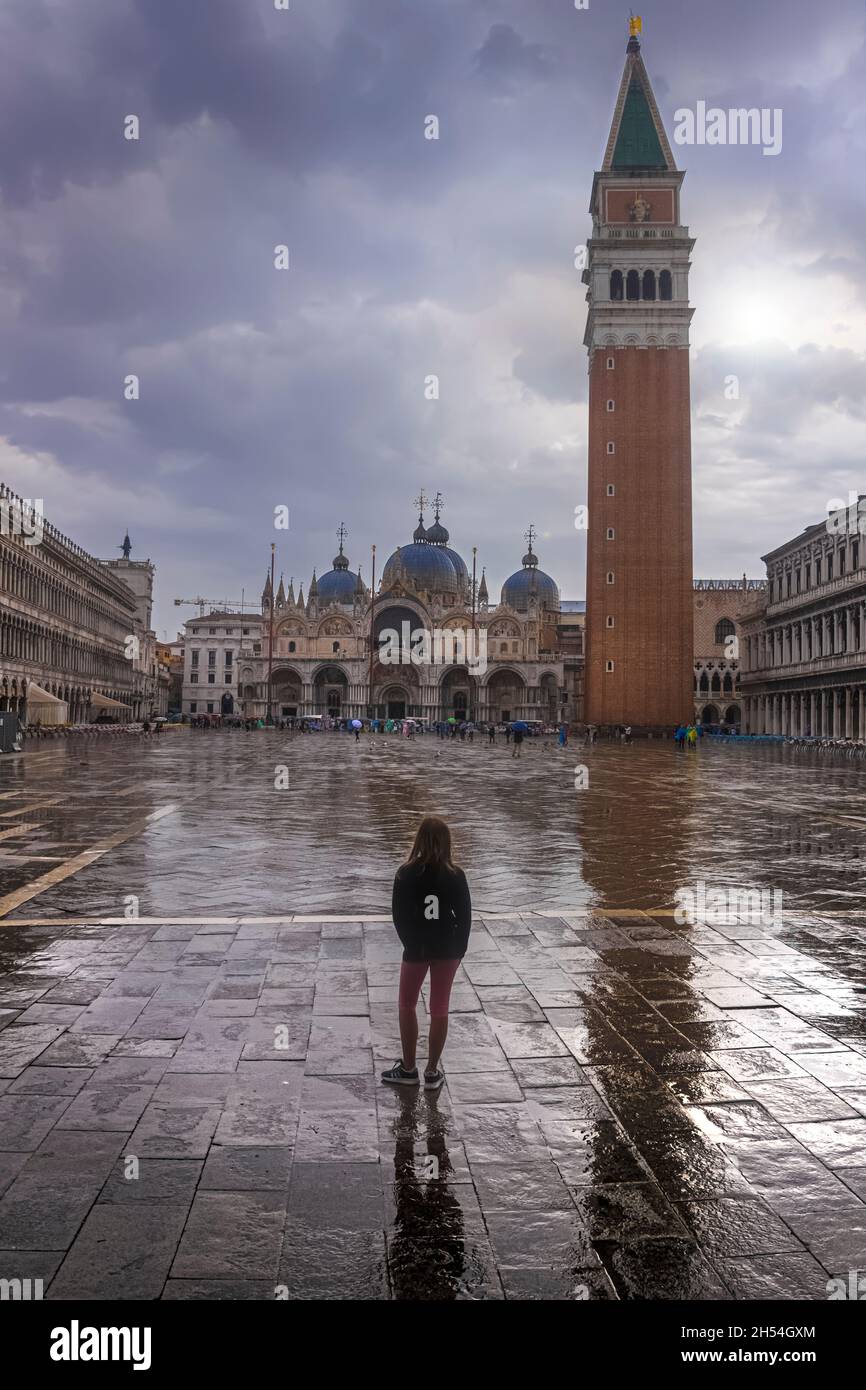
[174,593,258,617]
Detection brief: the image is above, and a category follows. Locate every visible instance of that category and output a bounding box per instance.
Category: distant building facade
[101,542,167,718]
[181,504,582,725]
[182,613,264,719]
[0,486,151,723]
[693,578,767,729]
[740,510,866,738]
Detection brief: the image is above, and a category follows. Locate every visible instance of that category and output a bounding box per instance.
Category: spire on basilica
[522,524,538,567]
[478,567,488,602]
[426,491,449,546]
[276,574,286,607]
[333,522,350,570]
[286,577,295,606]
[308,569,318,598]
[412,490,428,543]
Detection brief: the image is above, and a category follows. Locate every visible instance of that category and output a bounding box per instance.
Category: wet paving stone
[163,1278,278,1300]
[746,1078,862,1128]
[676,1197,805,1259]
[486,1209,599,1269]
[8,1066,93,1097]
[500,1265,617,1300]
[471,1160,575,1212]
[288,1161,383,1229]
[780,1204,866,1272]
[0,1094,73,1150]
[171,1192,286,1280]
[295,1107,378,1161]
[387,1227,504,1301]
[0,1152,29,1199]
[715,1251,834,1300]
[48,1202,190,1299]
[0,1024,65,1076]
[35,1032,121,1068]
[602,1236,733,1300]
[709,1047,808,1083]
[571,1183,689,1241]
[0,1130,126,1249]
[55,1083,156,1132]
[128,1103,222,1159]
[786,1118,866,1168]
[6,736,866,1297]
[99,1157,203,1205]
[444,1071,524,1104]
[279,1225,389,1300]
[200,1146,291,1192]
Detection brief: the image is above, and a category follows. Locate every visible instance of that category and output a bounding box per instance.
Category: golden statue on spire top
[629,14,642,38]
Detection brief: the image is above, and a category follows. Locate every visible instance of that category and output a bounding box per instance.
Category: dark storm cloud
[0,0,864,637]
[473,23,554,89]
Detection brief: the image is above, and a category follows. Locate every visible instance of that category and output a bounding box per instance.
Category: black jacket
[392,862,472,962]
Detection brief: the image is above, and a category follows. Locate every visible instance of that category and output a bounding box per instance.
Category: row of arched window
[696,671,735,695]
[610,269,672,302]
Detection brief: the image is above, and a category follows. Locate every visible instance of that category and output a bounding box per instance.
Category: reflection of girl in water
[387,1092,468,1300]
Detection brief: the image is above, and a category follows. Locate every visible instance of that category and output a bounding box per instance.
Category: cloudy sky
[1,0,865,639]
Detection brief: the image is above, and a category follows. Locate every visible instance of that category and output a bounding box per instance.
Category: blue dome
[443,547,469,589]
[501,559,559,611]
[423,517,469,592]
[317,566,360,604]
[382,543,458,594]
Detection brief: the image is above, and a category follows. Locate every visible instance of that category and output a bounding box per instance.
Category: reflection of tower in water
[577,744,698,913]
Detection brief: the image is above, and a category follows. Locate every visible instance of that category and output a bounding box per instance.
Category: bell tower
[583,18,694,730]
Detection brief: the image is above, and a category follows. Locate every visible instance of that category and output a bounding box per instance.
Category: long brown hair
[406,815,455,872]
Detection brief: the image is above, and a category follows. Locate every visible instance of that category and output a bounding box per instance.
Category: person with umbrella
[511,720,527,758]
[351,718,363,744]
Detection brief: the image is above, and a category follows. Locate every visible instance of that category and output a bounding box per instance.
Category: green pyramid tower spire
[602,25,676,174]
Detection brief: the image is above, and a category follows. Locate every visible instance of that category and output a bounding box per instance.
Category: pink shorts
[398,959,461,1018]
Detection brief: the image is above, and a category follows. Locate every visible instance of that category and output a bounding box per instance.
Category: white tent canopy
[25,683,69,727]
[89,692,132,710]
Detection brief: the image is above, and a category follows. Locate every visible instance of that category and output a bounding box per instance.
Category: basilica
[193,498,579,726]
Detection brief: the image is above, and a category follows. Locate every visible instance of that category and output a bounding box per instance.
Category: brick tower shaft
[583,23,695,730]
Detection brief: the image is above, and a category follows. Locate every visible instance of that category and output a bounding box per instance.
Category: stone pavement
[1,905,865,1299]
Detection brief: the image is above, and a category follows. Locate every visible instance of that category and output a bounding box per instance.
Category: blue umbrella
[511,720,529,732]
[351,719,363,729]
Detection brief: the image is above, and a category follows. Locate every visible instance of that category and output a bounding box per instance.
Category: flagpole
[368,544,376,718]
[266,542,275,724]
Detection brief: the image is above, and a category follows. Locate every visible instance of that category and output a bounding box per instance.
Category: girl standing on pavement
[382,816,472,1092]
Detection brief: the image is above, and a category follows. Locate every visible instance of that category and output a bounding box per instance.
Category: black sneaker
[381,1060,419,1086]
[424,1068,444,1091]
